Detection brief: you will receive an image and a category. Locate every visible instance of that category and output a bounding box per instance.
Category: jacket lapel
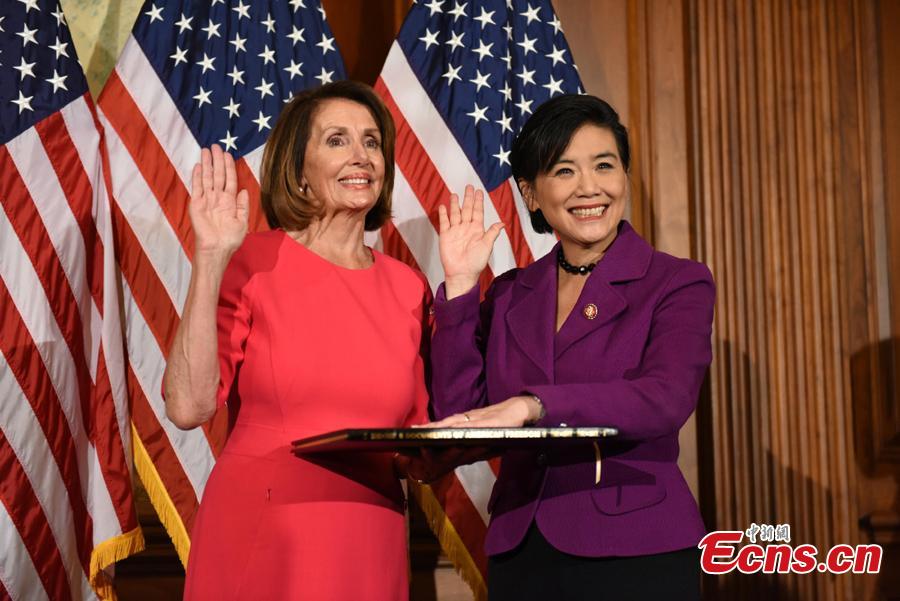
[505,249,558,383]
[554,222,653,359]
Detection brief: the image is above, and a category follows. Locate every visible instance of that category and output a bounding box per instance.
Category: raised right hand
[438,185,504,298]
[189,144,249,256]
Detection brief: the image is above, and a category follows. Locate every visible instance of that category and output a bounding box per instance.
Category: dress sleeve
[215,247,255,409]
[402,272,434,427]
[526,261,716,439]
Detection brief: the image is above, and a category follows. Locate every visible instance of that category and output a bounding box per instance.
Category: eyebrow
[322,125,381,136]
[555,152,619,165]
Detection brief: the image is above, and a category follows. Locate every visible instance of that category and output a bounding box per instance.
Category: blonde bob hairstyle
[259,80,395,232]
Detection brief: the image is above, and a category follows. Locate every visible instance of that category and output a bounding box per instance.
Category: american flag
[369,0,583,596]
[0,0,143,599]
[95,0,345,564]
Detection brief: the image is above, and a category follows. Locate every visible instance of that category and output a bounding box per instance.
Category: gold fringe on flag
[89,526,145,600]
[409,482,487,601]
[130,423,192,566]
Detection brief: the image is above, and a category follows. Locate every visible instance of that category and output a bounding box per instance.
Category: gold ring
[463,413,471,422]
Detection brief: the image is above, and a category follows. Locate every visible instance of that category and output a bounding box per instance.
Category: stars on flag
[49,37,68,58]
[466,102,488,125]
[516,65,536,86]
[419,28,439,50]
[258,45,276,65]
[445,30,465,51]
[175,13,192,33]
[17,23,39,46]
[219,130,238,151]
[543,75,564,97]
[448,2,467,21]
[12,91,33,114]
[515,96,533,116]
[548,15,563,35]
[18,0,41,13]
[521,3,541,25]
[227,65,245,85]
[474,7,495,28]
[252,110,271,131]
[517,33,537,56]
[398,0,582,175]
[2,0,90,140]
[473,39,494,61]
[254,78,274,99]
[288,25,305,45]
[442,63,462,85]
[317,33,336,55]
[493,146,510,167]
[469,70,491,92]
[198,53,215,73]
[128,0,346,158]
[223,98,241,119]
[201,19,221,38]
[14,57,36,80]
[546,45,566,66]
[232,0,251,20]
[496,112,513,134]
[230,33,248,53]
[145,3,164,23]
[424,0,444,18]
[46,69,68,93]
[284,60,304,79]
[315,66,335,84]
[193,86,212,107]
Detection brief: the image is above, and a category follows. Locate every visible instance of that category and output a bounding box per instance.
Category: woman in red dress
[163,81,430,600]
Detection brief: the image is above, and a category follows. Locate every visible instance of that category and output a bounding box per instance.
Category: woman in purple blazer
[427,95,715,600]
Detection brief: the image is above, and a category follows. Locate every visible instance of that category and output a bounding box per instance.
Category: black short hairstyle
[510,94,630,234]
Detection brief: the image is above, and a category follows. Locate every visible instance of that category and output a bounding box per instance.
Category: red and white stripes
[96,36,261,562]
[0,93,141,601]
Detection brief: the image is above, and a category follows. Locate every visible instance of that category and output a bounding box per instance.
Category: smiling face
[521,124,628,256]
[302,98,385,218]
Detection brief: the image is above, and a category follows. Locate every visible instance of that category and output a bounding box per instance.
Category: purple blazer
[431,221,714,558]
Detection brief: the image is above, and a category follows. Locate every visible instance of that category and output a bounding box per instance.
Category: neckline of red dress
[279,230,377,273]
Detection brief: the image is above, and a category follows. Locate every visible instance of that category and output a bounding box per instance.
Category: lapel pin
[583,303,598,320]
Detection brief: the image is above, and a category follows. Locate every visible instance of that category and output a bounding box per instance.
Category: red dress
[183,230,430,600]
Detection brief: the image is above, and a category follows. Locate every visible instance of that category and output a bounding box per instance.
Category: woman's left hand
[426,396,543,428]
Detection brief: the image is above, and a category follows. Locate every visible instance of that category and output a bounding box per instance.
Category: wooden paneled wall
[687,0,897,599]
[321,0,411,84]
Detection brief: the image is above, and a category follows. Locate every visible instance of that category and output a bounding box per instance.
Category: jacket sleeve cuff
[434,282,481,327]
[522,385,579,428]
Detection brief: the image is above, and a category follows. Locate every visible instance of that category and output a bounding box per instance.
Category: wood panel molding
[321,0,412,84]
